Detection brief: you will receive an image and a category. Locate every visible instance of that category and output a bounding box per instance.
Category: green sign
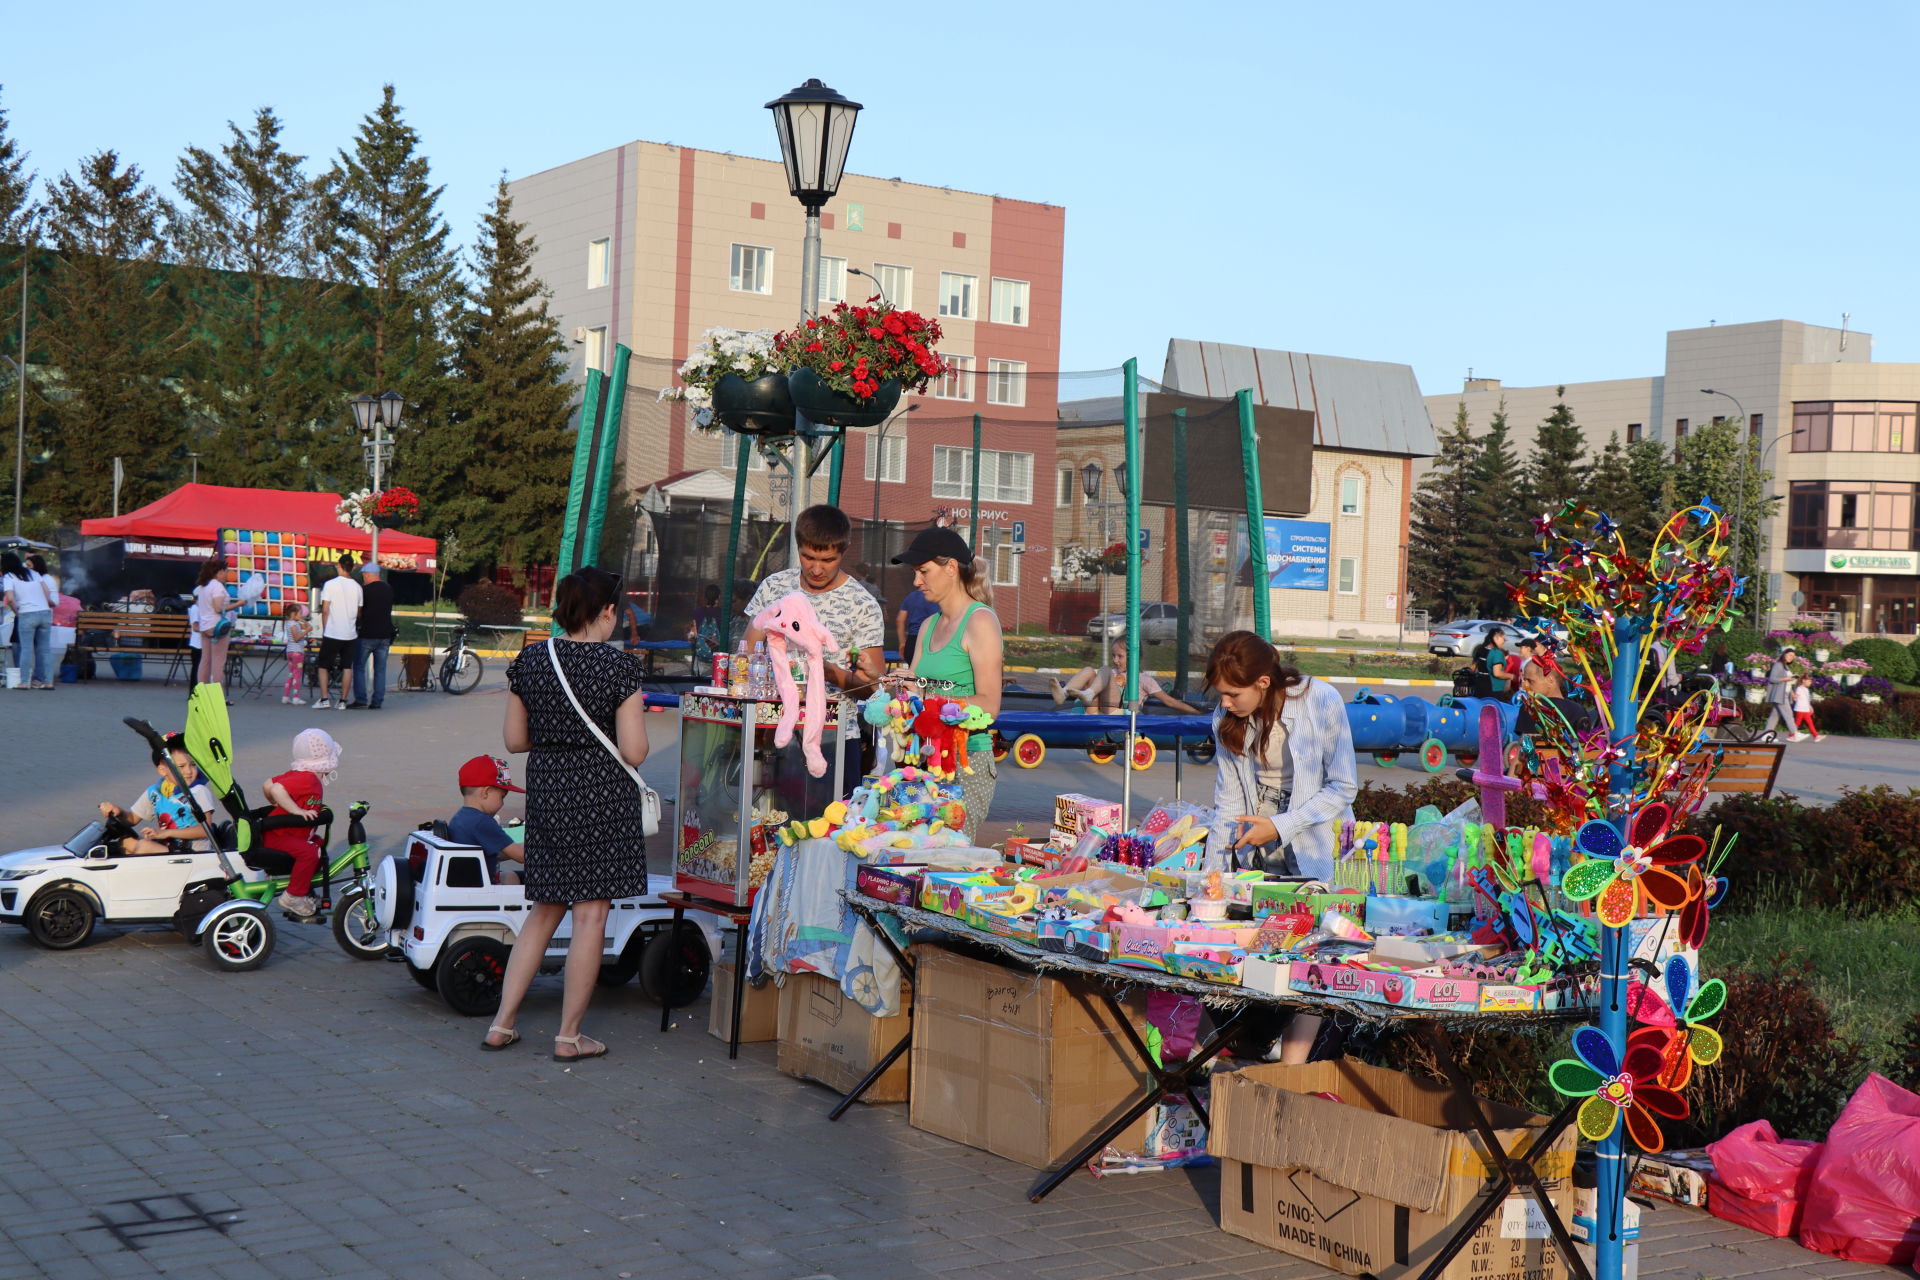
[846,203,865,232]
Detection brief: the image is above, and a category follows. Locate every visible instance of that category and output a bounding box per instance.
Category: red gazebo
[81,484,438,571]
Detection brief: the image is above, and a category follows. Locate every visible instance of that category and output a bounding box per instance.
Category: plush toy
[751,592,835,776]
[912,697,962,779]
[861,690,897,774]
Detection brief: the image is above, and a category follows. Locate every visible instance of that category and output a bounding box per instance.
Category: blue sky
[9,0,1917,395]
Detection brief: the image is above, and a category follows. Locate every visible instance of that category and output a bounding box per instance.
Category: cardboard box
[854,863,925,908]
[1053,792,1122,837]
[775,971,911,1104]
[1629,1150,1711,1208]
[909,946,1150,1168]
[1210,1060,1572,1279]
[708,961,780,1043]
[1287,960,1550,1014]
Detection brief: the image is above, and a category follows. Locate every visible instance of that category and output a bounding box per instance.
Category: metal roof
[1162,339,1438,457]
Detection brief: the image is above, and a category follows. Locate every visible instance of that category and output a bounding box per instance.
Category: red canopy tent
[81,484,438,571]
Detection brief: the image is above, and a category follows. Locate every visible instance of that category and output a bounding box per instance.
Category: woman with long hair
[891,528,1003,842]
[1204,630,1357,880]
[1,550,55,689]
[483,566,649,1061]
[192,555,233,689]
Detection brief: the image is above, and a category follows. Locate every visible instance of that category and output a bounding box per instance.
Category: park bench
[73,610,195,686]
[1685,739,1785,799]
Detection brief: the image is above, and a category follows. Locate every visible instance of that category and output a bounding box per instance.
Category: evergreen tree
[1586,432,1654,547]
[1526,386,1588,515]
[322,85,459,491]
[0,86,34,242]
[169,107,343,486]
[1408,401,1479,619]
[1675,416,1773,593]
[418,179,575,574]
[0,87,37,534]
[33,152,186,520]
[1456,399,1528,615]
[1625,436,1677,550]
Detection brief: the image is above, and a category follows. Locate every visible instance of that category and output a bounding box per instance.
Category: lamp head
[1080,460,1103,500]
[376,390,406,429]
[766,79,862,212]
[348,394,378,433]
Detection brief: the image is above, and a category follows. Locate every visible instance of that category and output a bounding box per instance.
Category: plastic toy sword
[1457,703,1523,829]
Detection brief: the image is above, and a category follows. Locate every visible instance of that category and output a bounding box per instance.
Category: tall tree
[1625,436,1677,550]
[416,179,575,574]
[1675,416,1773,598]
[1456,399,1528,616]
[1408,401,1479,619]
[1586,431,1655,549]
[0,86,37,534]
[322,85,459,492]
[1526,386,1588,515]
[33,152,185,520]
[0,86,34,242]
[169,107,343,485]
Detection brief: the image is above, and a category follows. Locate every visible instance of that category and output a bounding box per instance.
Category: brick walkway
[0,677,1899,1279]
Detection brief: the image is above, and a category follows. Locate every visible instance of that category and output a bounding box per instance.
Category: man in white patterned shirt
[741,505,886,714]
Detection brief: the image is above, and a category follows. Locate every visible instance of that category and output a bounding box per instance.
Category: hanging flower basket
[710,372,798,437]
[1813,647,1831,663]
[658,326,784,435]
[787,367,901,429]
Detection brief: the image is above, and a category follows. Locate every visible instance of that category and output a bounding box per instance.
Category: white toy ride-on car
[373,827,723,1016]
[0,818,239,951]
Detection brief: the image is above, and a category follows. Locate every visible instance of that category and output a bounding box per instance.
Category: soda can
[712,653,730,689]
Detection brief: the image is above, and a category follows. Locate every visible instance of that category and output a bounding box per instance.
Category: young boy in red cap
[448,755,526,885]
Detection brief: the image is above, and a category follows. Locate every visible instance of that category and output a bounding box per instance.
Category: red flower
[883,313,906,336]
[807,342,825,353]
[829,360,845,371]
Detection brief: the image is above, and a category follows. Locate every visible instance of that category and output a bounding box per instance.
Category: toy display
[749,592,835,776]
[219,527,308,619]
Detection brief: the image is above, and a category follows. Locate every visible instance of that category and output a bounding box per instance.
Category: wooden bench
[73,611,195,685]
[1686,739,1786,799]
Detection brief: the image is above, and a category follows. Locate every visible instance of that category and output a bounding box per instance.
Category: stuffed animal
[751,592,835,776]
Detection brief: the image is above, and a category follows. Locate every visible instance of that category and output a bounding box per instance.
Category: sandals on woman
[479,1025,520,1051]
[552,1034,608,1062]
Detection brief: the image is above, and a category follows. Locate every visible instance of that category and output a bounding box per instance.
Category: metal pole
[969,412,982,552]
[1172,407,1191,698]
[557,370,606,579]
[827,430,845,507]
[12,244,26,538]
[1236,389,1270,642]
[581,344,631,567]
[369,422,383,569]
[1596,622,1645,1280]
[793,208,822,563]
[1121,357,1143,828]
[721,433,750,653]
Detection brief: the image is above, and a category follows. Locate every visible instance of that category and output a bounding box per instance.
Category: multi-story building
[507,141,1064,628]
[1425,319,1920,634]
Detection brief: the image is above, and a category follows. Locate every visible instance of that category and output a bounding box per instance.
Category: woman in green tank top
[890,527,1003,843]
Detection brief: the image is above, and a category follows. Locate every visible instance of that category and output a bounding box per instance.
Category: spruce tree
[322,85,459,491]
[0,86,34,242]
[0,86,36,534]
[1586,432,1648,542]
[1457,399,1528,616]
[1527,387,1588,515]
[418,179,575,574]
[1408,401,1479,620]
[34,152,186,520]
[169,107,343,486]
[1625,436,1678,549]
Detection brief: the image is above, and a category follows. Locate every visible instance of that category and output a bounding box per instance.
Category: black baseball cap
[892,527,973,566]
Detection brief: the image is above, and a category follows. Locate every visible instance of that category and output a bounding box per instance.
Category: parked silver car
[1427,619,1511,657]
[1087,601,1179,642]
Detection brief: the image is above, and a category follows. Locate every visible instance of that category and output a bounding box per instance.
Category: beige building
[1424,320,1920,634]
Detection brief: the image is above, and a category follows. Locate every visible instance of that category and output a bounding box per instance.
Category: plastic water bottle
[749,642,773,700]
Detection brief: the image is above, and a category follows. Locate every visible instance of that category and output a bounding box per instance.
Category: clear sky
[9,0,1917,396]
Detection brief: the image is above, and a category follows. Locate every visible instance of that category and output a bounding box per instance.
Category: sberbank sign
[1826,551,1920,572]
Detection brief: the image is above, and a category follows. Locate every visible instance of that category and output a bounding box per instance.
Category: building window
[729,243,772,294]
[989,277,1029,326]
[1337,556,1359,595]
[1627,423,1642,443]
[871,263,912,310]
[1057,467,1075,506]
[932,446,1033,504]
[1792,401,1918,453]
[981,528,1021,586]
[583,326,607,374]
[1751,411,1764,436]
[1674,418,1688,462]
[1338,474,1362,517]
[1786,480,1916,550]
[938,271,976,320]
[587,238,610,288]
[816,256,847,310]
[935,356,974,401]
[987,359,1027,407]
[864,430,906,483]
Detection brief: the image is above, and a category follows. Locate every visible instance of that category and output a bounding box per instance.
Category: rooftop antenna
[1840,311,1851,352]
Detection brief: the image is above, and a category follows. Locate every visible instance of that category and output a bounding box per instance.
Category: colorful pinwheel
[1626,953,1727,1090]
[1561,802,1705,926]
[1549,1025,1689,1151]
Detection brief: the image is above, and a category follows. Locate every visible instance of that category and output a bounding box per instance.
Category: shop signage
[1784,549,1920,575]
[1262,518,1330,591]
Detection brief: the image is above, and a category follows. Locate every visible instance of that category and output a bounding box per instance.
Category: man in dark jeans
[350,563,396,709]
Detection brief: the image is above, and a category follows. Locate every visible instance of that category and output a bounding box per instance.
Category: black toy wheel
[1184,738,1216,765]
[440,651,484,695]
[331,887,387,961]
[437,936,509,1015]
[26,888,97,950]
[598,933,643,987]
[638,921,712,1009]
[203,906,276,972]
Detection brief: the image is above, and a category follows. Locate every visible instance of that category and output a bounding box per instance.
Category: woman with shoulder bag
[482,566,652,1061]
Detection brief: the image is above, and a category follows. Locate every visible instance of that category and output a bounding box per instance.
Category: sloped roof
[1163,339,1438,457]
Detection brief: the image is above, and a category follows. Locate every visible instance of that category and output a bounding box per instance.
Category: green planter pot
[372,514,411,530]
[787,367,902,429]
[710,373,798,437]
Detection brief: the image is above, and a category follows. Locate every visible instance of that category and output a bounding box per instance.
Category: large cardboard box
[1209,1060,1572,1280]
[908,946,1150,1169]
[776,971,912,1103]
[708,961,781,1043]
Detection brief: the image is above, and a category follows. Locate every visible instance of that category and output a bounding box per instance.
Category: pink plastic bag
[1706,1119,1824,1238]
[1799,1073,1920,1265]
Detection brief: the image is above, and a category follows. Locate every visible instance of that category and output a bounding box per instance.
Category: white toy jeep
[373,827,721,1016]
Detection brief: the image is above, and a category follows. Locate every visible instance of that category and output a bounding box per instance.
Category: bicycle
[438,624,485,695]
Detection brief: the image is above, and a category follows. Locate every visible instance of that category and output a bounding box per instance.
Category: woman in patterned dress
[482,567,650,1061]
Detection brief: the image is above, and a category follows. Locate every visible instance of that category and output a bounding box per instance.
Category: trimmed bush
[1816,694,1891,736]
[1691,786,1920,914]
[1841,636,1916,684]
[457,581,524,627]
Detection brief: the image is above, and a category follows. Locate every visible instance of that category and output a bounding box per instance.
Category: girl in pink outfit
[282,604,311,705]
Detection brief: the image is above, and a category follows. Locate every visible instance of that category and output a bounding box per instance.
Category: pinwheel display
[1627,952,1727,1090]
[1549,1025,1690,1151]
[1561,802,1707,926]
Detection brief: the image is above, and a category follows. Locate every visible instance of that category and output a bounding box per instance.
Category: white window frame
[864,429,906,483]
[817,255,847,311]
[871,262,912,311]
[1338,474,1362,517]
[932,445,1033,505]
[587,237,610,289]
[990,277,1029,326]
[938,271,977,320]
[583,326,608,374]
[1057,467,1075,506]
[729,243,772,294]
[982,528,1021,587]
[987,359,1027,407]
[935,356,974,401]
[1337,556,1359,595]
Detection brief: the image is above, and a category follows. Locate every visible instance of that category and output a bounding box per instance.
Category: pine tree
[417,179,575,574]
[1408,401,1479,619]
[321,85,459,491]
[1527,387,1588,515]
[0,86,37,533]
[1625,436,1678,549]
[1586,432,1652,545]
[169,107,344,486]
[33,152,186,520]
[0,86,34,242]
[1457,399,1528,616]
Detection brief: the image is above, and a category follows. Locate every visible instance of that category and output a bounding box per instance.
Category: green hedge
[1841,636,1917,684]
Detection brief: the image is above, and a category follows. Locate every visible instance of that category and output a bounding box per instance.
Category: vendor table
[658,890,755,1060]
[223,644,286,700]
[840,889,1597,1280]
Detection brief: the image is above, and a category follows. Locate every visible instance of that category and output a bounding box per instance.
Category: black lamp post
[349,391,405,566]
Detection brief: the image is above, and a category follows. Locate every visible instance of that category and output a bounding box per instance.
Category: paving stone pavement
[0,677,1902,1279]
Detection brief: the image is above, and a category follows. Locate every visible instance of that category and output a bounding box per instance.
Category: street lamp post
[767,78,862,560]
[1080,459,1128,669]
[349,391,405,568]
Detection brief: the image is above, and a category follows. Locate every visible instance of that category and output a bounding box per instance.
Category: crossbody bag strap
[546,638,643,786]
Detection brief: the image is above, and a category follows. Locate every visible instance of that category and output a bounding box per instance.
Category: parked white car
[373,827,723,1016]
